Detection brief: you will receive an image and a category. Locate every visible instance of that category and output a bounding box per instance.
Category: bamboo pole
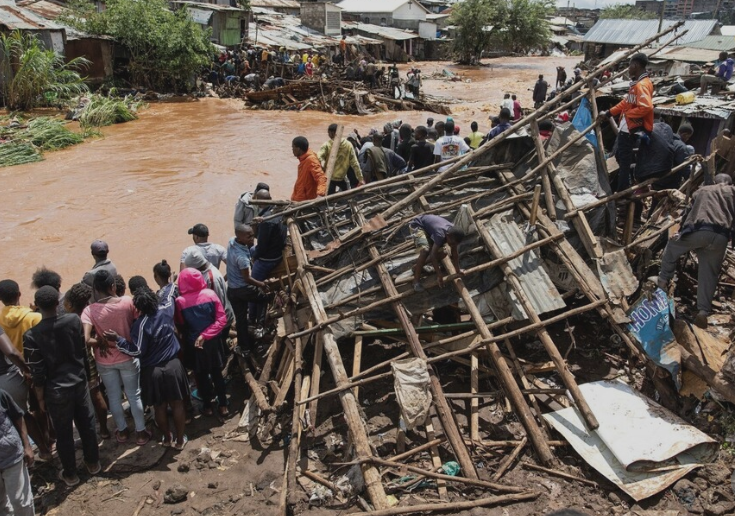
[470,208,599,430]
[344,492,539,516]
[286,308,303,506]
[287,219,389,510]
[528,122,556,221]
[353,210,478,480]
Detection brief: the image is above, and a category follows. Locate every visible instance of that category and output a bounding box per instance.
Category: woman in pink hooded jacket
[174,268,229,421]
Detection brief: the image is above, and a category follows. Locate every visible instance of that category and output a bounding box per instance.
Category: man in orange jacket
[598,53,654,192]
[291,136,327,202]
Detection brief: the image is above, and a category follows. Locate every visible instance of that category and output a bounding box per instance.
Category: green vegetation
[600,4,659,19]
[0,142,42,167]
[449,0,554,64]
[64,0,214,92]
[26,118,84,150]
[79,94,143,130]
[0,31,89,111]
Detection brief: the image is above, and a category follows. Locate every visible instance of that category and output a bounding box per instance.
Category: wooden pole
[470,207,599,431]
[353,210,478,480]
[286,309,303,506]
[528,122,556,221]
[470,353,479,442]
[344,492,539,516]
[307,332,324,428]
[529,184,542,226]
[287,219,389,510]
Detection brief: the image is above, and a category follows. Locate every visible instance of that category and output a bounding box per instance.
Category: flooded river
[0,56,578,289]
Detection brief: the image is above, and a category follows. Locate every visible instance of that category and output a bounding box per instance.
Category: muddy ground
[13,55,735,515]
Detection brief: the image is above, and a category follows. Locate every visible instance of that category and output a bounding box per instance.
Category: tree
[492,0,554,54]
[449,0,499,64]
[63,0,214,92]
[600,4,659,19]
[0,31,89,111]
[450,0,553,63]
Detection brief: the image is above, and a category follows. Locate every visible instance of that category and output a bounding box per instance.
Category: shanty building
[337,0,430,31]
[0,0,64,53]
[342,20,420,62]
[583,19,718,61]
[172,1,249,48]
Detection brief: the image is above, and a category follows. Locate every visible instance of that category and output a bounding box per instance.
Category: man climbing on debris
[657,174,735,329]
[291,136,327,202]
[234,182,270,227]
[699,51,734,95]
[597,53,654,192]
[318,124,364,194]
[409,214,465,292]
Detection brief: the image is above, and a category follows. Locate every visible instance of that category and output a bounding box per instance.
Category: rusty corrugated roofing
[0,0,62,30]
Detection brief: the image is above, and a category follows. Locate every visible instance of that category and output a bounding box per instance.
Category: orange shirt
[609,75,654,133]
[291,149,327,202]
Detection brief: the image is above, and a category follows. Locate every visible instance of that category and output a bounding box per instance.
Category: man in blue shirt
[484,108,513,143]
[700,51,734,94]
[226,225,270,357]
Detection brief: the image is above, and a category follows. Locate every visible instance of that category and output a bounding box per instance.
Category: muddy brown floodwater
[0,56,579,289]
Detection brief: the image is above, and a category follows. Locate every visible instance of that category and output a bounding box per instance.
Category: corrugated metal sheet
[483,214,566,319]
[248,14,381,50]
[722,25,735,36]
[342,20,418,40]
[653,95,735,120]
[685,35,735,51]
[251,0,300,9]
[337,0,429,14]
[0,0,62,30]
[583,19,717,46]
[658,45,721,63]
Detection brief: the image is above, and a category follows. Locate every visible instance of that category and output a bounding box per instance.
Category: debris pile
[233,79,453,116]
[234,23,735,516]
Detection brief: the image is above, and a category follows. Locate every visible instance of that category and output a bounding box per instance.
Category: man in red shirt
[291,136,327,202]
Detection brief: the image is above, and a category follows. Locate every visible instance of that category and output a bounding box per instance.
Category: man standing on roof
[700,51,734,95]
[291,136,327,201]
[597,53,654,192]
[318,123,364,194]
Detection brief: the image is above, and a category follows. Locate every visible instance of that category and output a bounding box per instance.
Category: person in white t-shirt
[433,120,470,172]
[501,93,514,112]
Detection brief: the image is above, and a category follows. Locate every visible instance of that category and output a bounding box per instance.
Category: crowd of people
[0,193,287,513]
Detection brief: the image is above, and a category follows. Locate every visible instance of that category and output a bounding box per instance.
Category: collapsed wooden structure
[232,22,735,515]
[234,78,452,115]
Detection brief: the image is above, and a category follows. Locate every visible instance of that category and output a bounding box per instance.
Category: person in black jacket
[250,198,286,328]
[23,286,100,487]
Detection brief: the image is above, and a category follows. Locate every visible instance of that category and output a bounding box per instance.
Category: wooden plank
[470,353,479,442]
[352,335,363,399]
[307,332,324,428]
[425,419,448,499]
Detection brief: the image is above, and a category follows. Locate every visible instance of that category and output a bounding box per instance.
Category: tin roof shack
[0,0,64,53]
[251,0,300,16]
[342,20,420,61]
[654,97,735,155]
[18,0,114,83]
[583,19,718,61]
[300,1,342,37]
[337,0,430,31]
[172,1,249,48]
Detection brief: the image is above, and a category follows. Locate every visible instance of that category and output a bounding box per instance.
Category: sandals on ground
[58,470,80,487]
[114,430,129,444]
[85,461,102,475]
[173,435,189,451]
[135,429,152,446]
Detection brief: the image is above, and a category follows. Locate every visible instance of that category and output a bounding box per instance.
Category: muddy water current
[0,56,578,290]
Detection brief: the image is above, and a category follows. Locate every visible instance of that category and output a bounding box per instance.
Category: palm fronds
[79,94,143,129]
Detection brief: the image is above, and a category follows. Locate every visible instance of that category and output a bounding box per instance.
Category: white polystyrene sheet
[543,380,718,501]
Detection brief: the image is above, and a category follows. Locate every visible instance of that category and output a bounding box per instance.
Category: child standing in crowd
[175,269,229,422]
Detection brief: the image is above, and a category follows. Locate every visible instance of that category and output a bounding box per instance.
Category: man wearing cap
[82,240,117,288]
[179,224,227,272]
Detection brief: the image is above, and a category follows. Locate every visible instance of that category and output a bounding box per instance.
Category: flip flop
[114,430,129,444]
[160,433,173,448]
[135,430,152,446]
[173,435,188,451]
[85,461,102,475]
[58,470,80,487]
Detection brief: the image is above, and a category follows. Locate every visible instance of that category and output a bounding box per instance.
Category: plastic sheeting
[543,380,718,501]
[391,358,432,430]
